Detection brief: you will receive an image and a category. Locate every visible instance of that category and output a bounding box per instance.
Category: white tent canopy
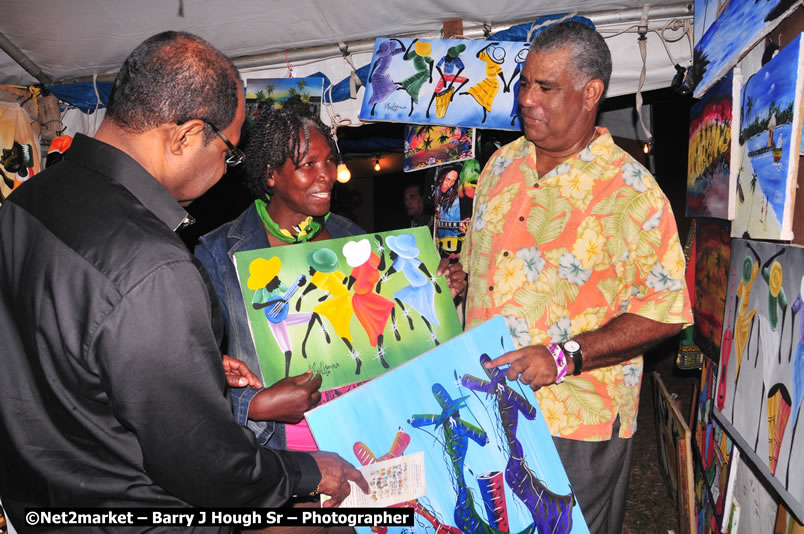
[0,0,693,129]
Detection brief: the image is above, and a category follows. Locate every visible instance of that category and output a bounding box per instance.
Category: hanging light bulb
[336,161,351,183]
[374,157,381,172]
[643,143,650,154]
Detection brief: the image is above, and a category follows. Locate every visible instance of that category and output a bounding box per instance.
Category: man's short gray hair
[529,21,612,95]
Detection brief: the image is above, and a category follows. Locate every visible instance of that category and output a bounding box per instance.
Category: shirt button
[503,251,509,257]
[519,216,525,221]
[533,183,539,188]
[489,286,494,291]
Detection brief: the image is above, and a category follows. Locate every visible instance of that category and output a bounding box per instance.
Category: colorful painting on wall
[403,125,475,172]
[693,219,732,361]
[359,37,529,131]
[687,70,740,219]
[693,357,738,531]
[307,316,589,534]
[731,34,804,240]
[244,77,324,126]
[429,159,480,260]
[233,226,462,391]
[714,239,804,520]
[691,0,800,98]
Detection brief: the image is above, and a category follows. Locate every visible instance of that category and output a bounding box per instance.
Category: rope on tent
[634,5,654,149]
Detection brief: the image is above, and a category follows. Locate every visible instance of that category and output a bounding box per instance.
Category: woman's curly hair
[243,100,337,200]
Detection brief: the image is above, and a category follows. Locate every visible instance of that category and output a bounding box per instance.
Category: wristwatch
[561,339,583,375]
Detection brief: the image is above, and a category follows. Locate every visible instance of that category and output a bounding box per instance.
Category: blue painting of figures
[306,316,588,534]
[360,38,530,131]
[731,34,803,240]
[691,0,800,98]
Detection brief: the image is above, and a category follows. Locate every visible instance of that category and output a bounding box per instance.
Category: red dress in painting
[350,252,394,346]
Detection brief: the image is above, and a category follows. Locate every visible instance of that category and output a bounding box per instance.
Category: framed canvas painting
[307,316,589,534]
[691,0,800,98]
[687,70,740,219]
[359,37,529,131]
[233,226,462,391]
[693,218,732,361]
[714,238,804,520]
[731,34,804,240]
[402,125,475,172]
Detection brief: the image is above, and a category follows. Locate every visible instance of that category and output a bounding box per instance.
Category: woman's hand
[248,370,323,423]
[437,258,468,299]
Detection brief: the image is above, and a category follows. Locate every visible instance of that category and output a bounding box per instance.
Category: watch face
[564,340,580,353]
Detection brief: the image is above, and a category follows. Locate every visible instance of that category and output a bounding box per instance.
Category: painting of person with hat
[376,232,443,345]
[427,43,470,119]
[460,42,507,124]
[248,256,311,377]
[297,247,369,370]
[342,237,396,373]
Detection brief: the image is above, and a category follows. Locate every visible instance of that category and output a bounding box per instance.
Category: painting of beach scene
[687,70,740,219]
[714,239,804,520]
[731,33,804,240]
[691,0,800,98]
[245,76,324,121]
[233,226,462,391]
[359,37,529,131]
[306,316,589,534]
[403,125,475,172]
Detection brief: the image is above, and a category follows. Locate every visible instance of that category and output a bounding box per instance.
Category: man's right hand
[248,370,323,423]
[309,451,370,508]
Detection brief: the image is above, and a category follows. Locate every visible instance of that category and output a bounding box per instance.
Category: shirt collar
[65,134,190,232]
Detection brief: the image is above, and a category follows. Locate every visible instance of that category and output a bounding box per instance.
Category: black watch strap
[561,340,583,375]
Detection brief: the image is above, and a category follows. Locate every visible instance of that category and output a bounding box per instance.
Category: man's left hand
[485,345,558,391]
[436,258,468,299]
[222,354,263,388]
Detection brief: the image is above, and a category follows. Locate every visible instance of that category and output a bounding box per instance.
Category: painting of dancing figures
[714,239,804,519]
[233,226,463,391]
[306,316,589,533]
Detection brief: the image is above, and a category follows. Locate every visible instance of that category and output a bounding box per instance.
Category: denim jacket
[194,203,364,448]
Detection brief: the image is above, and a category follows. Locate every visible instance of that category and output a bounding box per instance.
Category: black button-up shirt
[0,134,319,532]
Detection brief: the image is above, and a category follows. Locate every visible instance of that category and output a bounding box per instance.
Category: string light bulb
[374,158,381,172]
[643,143,650,154]
[336,162,351,183]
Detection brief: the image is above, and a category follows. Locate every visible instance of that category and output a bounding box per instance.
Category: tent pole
[0,32,53,85]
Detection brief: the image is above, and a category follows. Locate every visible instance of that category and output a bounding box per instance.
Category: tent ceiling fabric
[0,0,692,128]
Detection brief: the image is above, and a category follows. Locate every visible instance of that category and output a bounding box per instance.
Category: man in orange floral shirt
[461,21,692,533]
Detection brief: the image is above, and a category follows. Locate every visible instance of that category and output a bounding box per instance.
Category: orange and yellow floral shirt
[461,129,692,441]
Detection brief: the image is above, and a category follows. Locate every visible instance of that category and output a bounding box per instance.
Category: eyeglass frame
[203,120,246,167]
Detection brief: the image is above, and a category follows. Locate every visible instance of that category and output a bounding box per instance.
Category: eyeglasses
[204,121,246,167]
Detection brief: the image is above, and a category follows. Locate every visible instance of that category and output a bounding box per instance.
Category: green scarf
[255,198,330,243]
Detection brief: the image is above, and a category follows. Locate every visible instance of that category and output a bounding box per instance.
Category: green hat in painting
[447,44,466,59]
[307,248,339,273]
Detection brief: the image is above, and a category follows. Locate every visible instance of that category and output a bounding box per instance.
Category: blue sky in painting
[741,35,800,126]
[306,317,589,534]
[693,0,719,44]
[694,0,787,96]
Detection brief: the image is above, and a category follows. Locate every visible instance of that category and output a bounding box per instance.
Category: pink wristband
[547,343,568,384]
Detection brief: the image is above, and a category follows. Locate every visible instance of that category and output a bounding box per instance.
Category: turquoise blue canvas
[360,38,529,131]
[306,316,589,534]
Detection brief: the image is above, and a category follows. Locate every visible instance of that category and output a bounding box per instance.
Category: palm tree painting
[245,76,324,111]
[403,125,475,172]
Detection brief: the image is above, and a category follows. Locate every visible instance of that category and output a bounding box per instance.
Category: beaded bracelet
[546,343,568,384]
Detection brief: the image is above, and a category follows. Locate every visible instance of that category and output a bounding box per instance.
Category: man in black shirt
[0,31,366,532]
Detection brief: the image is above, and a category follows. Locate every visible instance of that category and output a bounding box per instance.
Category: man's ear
[583,79,605,112]
[169,120,207,155]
